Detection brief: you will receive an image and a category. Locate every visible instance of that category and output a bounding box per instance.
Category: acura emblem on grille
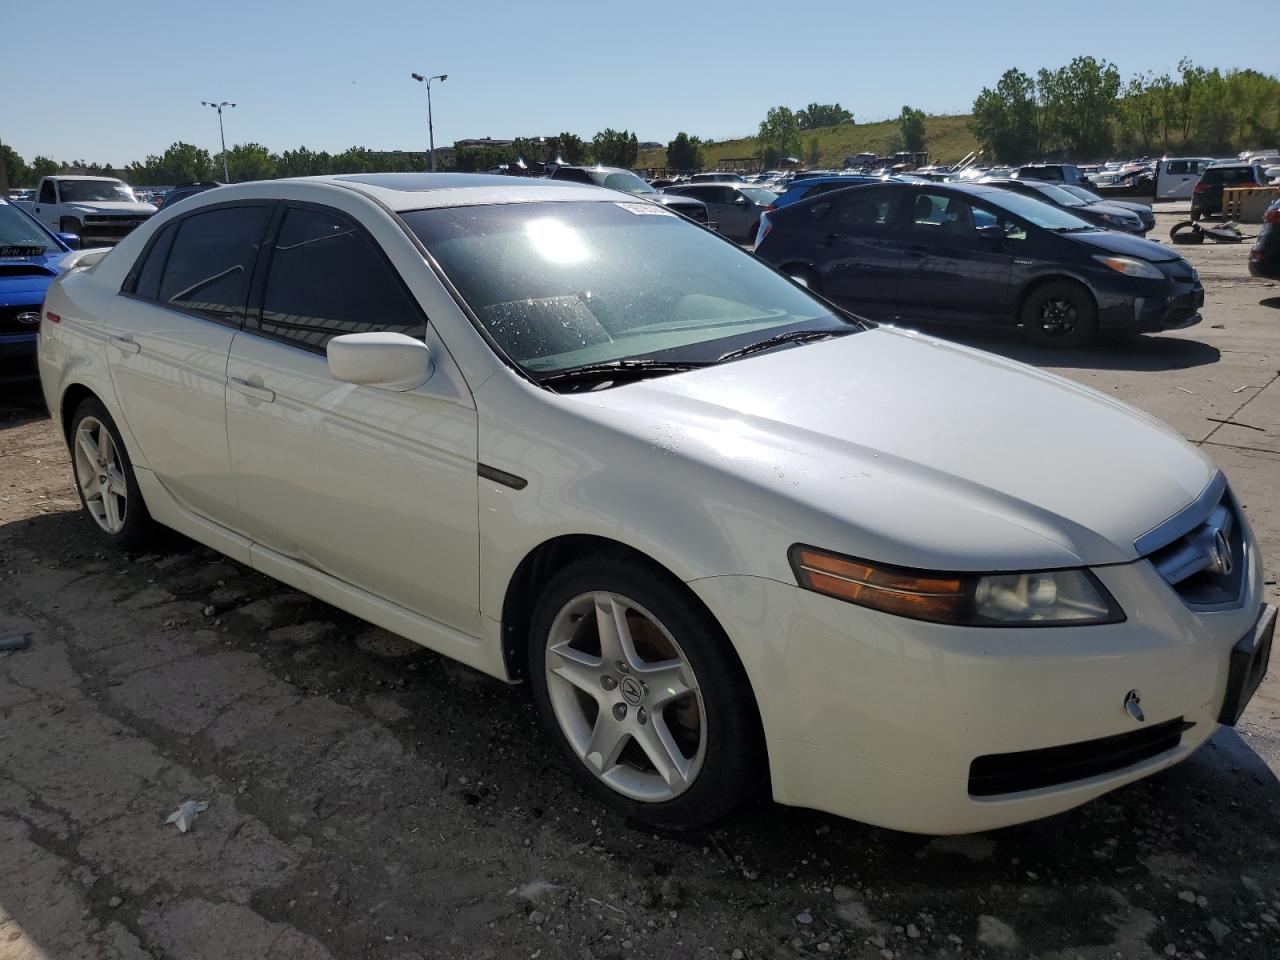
[1124,690,1145,723]
[16,311,40,325]
[1208,528,1233,575]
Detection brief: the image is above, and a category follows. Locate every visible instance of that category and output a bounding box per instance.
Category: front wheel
[528,555,761,830]
[1021,280,1098,349]
[69,398,155,550]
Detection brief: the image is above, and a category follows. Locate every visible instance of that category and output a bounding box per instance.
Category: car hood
[1066,227,1178,261]
[573,327,1216,572]
[1099,198,1153,216]
[64,201,157,215]
[0,249,63,305]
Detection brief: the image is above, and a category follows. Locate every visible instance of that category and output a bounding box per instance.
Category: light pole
[410,73,447,172]
[201,100,236,181]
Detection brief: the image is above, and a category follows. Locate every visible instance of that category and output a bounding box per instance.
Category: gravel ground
[2,204,1279,960]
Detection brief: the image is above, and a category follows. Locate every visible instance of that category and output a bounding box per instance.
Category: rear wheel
[745,220,760,244]
[69,398,155,550]
[785,265,821,293]
[528,555,761,830]
[1021,280,1097,349]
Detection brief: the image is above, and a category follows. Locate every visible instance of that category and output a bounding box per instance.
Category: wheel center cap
[619,676,644,705]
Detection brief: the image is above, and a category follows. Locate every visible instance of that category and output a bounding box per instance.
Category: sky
[2,0,1275,167]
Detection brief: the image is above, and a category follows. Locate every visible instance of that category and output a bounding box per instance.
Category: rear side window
[1166,161,1189,175]
[255,206,426,352]
[158,205,270,323]
[832,190,898,231]
[554,168,593,184]
[38,181,56,204]
[131,222,177,300]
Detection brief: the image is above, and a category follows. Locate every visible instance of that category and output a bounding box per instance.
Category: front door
[34,179,58,231]
[107,203,272,523]
[224,203,481,634]
[893,191,1014,325]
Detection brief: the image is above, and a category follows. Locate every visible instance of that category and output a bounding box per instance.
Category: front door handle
[109,335,141,355]
[228,377,276,404]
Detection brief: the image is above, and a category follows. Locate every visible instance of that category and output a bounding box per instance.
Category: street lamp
[201,100,236,181]
[410,72,447,172]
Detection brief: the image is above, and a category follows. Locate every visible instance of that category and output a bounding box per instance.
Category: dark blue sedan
[753,181,1203,347]
[1,198,75,375]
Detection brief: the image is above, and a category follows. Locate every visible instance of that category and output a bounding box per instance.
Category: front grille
[1140,484,1244,606]
[969,718,1192,797]
[0,304,44,335]
[82,214,151,243]
[1166,290,1203,323]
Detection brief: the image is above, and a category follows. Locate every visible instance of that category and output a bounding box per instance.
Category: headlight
[789,545,1125,627]
[1093,255,1164,280]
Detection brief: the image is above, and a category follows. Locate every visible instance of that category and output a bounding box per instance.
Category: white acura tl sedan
[39,174,1272,834]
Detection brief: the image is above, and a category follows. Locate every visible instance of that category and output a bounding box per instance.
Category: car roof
[1205,161,1254,169]
[171,173,624,212]
[556,165,630,174]
[51,175,125,181]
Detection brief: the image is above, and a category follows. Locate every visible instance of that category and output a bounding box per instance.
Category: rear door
[109,202,272,524]
[1159,160,1196,200]
[894,191,1013,324]
[813,187,910,315]
[224,202,480,634]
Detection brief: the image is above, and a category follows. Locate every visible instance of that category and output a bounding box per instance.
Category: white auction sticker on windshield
[615,202,674,216]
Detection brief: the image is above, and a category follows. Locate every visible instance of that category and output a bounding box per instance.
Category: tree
[1,143,28,188]
[276,147,332,178]
[665,132,704,171]
[1037,56,1120,157]
[898,105,927,153]
[592,129,638,167]
[797,103,853,130]
[30,156,59,182]
[807,136,821,167]
[1118,74,1160,153]
[224,142,276,182]
[970,68,1042,162]
[546,132,589,165]
[757,106,801,164]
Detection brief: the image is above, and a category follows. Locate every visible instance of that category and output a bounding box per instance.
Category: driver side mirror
[733,196,748,205]
[57,232,81,250]
[976,224,1004,242]
[327,332,431,391]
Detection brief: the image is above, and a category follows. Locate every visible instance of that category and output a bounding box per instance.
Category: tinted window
[158,205,269,322]
[909,192,980,237]
[1166,161,1189,175]
[39,180,56,204]
[132,222,177,300]
[554,168,593,184]
[257,206,425,351]
[832,189,897,232]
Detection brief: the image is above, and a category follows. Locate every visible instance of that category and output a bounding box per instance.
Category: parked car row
[753,181,1202,347]
[36,173,1271,835]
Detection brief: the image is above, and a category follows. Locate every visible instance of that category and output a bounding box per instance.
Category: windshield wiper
[717,328,853,362]
[537,358,716,388]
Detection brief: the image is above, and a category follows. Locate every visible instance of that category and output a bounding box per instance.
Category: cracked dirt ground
[2,208,1279,959]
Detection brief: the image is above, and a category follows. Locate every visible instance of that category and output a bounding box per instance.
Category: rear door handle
[109,335,140,355]
[228,377,276,403]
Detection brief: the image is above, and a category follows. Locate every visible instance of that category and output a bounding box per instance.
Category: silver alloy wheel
[73,416,127,534]
[545,592,707,802]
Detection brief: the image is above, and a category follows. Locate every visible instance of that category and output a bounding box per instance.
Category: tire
[1190,210,1201,223]
[68,398,156,551]
[528,553,761,830]
[1021,280,1098,349]
[59,216,82,235]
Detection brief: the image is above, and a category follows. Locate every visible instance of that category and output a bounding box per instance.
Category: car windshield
[984,191,1096,232]
[0,201,58,254]
[588,170,656,196]
[740,187,779,205]
[404,200,856,378]
[58,180,136,202]
[1030,182,1087,207]
[1057,184,1103,203]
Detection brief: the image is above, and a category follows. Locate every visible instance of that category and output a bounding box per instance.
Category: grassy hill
[638,114,980,171]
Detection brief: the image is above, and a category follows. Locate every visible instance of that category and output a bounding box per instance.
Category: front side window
[38,181,56,204]
[158,205,270,323]
[909,192,980,237]
[403,200,855,376]
[256,206,426,351]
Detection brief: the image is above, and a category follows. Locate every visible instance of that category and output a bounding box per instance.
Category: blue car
[1,198,76,376]
[771,174,883,208]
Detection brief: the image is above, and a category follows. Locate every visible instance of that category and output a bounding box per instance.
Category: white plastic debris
[165,800,209,833]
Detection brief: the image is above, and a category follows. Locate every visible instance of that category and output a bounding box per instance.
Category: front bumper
[1097,277,1204,333]
[689,522,1265,834]
[0,332,38,360]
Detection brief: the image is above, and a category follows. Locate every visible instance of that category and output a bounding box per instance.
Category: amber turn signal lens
[790,546,968,623]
